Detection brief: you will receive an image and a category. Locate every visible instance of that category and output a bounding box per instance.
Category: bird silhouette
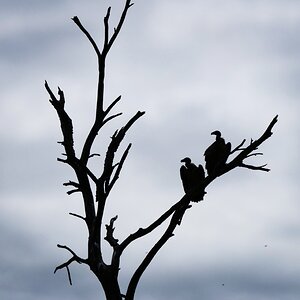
[204,130,231,176]
[180,157,205,202]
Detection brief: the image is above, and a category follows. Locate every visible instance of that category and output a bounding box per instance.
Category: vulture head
[181,157,191,164]
[211,130,222,138]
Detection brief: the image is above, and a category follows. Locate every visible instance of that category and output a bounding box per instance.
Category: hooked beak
[211,130,221,136]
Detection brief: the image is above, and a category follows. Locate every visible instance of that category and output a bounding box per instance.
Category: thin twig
[54,244,87,285]
[246,152,263,158]
[66,266,72,285]
[104,95,122,117]
[240,163,270,172]
[72,16,101,58]
[103,112,123,125]
[88,153,101,159]
[230,139,246,154]
[66,189,80,195]
[106,143,132,194]
[103,7,111,47]
[69,212,86,221]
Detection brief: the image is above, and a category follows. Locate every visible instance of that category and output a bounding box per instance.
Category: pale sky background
[1,0,300,299]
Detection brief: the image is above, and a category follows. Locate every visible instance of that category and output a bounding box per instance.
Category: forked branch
[104,0,134,55]
[104,215,119,249]
[119,196,188,255]
[99,111,145,194]
[74,1,134,166]
[126,201,191,300]
[222,115,278,176]
[54,244,87,285]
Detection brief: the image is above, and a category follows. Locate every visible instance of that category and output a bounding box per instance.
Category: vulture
[204,130,231,176]
[180,157,205,201]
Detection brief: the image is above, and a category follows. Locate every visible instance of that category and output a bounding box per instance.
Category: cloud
[1,0,300,299]
[135,262,300,300]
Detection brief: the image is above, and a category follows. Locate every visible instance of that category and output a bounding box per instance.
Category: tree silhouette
[45,1,278,299]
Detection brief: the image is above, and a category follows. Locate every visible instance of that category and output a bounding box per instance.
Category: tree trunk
[92,266,122,300]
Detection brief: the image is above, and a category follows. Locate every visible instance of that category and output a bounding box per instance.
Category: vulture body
[204,130,231,176]
[180,157,205,201]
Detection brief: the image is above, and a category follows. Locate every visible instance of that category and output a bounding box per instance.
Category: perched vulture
[204,130,231,176]
[180,157,205,201]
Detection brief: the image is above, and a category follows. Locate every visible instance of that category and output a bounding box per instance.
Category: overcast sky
[1,0,300,299]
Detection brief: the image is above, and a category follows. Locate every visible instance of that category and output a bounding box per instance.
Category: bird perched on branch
[180,157,205,202]
[204,130,231,176]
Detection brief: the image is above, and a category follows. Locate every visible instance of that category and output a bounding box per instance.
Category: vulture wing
[180,165,189,193]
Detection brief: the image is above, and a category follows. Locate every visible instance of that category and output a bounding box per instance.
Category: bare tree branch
[104,95,122,117]
[72,16,101,58]
[221,115,278,177]
[106,143,132,194]
[104,215,119,248]
[123,116,278,297]
[103,0,134,56]
[239,163,270,172]
[80,163,98,184]
[103,7,111,48]
[69,212,86,221]
[103,112,123,125]
[118,196,189,254]
[63,180,81,195]
[126,202,191,300]
[91,153,101,158]
[54,244,87,285]
[66,266,72,285]
[230,138,246,154]
[54,257,76,285]
[63,180,80,188]
[48,3,142,298]
[78,1,134,167]
[45,81,75,159]
[57,244,86,262]
[66,189,81,195]
[99,111,145,195]
[246,152,263,158]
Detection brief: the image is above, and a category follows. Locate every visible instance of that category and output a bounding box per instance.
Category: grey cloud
[1,0,300,299]
[135,263,300,300]
[0,137,69,195]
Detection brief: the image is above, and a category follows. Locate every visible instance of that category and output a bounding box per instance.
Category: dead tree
[45,1,278,299]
